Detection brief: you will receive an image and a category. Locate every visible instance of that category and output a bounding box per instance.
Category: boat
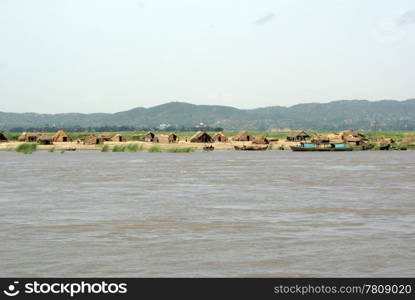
[290,142,352,152]
[234,145,268,151]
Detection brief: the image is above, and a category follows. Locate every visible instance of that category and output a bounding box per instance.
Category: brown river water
[0,150,414,277]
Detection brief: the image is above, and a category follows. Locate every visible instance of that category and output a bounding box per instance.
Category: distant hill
[1,99,415,131]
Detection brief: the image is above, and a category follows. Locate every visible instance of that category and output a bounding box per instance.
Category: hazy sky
[1,0,415,113]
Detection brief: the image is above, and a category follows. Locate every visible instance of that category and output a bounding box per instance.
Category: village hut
[252,136,269,144]
[83,135,104,145]
[38,134,53,145]
[0,132,7,142]
[144,132,156,142]
[211,132,228,142]
[233,130,254,142]
[111,134,126,142]
[18,132,40,142]
[311,135,330,144]
[189,131,212,143]
[326,133,344,143]
[343,135,363,146]
[286,130,310,142]
[154,133,178,143]
[52,130,72,142]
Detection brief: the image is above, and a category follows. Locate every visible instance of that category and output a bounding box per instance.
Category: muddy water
[0,150,414,277]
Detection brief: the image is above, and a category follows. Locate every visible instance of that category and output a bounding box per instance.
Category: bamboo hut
[189,131,212,143]
[154,133,178,143]
[0,132,7,142]
[286,130,310,142]
[252,136,269,144]
[311,135,330,144]
[38,134,53,145]
[52,130,72,142]
[111,134,126,142]
[18,132,40,142]
[343,135,363,146]
[233,130,254,142]
[83,135,104,145]
[144,132,156,142]
[327,133,344,144]
[211,132,228,142]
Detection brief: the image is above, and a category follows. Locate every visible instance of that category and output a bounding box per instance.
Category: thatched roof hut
[38,134,53,145]
[0,132,7,142]
[154,133,178,143]
[212,132,228,142]
[83,135,104,145]
[18,132,40,142]
[189,131,212,143]
[233,130,254,142]
[111,134,126,142]
[311,135,330,144]
[144,132,156,142]
[327,133,343,143]
[286,130,310,141]
[52,130,72,142]
[343,135,363,146]
[252,136,269,144]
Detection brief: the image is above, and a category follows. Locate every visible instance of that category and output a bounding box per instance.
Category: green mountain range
[1,99,415,131]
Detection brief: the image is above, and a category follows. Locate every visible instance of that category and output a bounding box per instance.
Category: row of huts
[2,129,386,147]
[286,130,370,146]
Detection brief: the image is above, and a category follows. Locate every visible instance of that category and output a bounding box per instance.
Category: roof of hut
[211,132,228,141]
[52,130,72,142]
[111,134,126,142]
[252,136,269,144]
[288,130,310,138]
[234,130,254,141]
[189,131,212,142]
[0,132,7,141]
[311,135,330,143]
[18,132,40,141]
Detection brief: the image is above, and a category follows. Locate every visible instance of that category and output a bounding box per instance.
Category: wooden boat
[290,142,352,152]
[234,145,268,151]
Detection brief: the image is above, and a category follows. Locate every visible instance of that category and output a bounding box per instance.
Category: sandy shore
[0,140,295,151]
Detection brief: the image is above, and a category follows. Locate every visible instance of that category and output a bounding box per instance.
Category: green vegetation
[101,145,110,152]
[148,146,161,152]
[111,143,142,152]
[48,147,55,153]
[15,143,37,154]
[126,143,142,152]
[167,147,195,153]
[112,145,126,152]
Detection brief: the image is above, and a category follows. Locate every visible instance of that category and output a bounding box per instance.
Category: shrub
[126,143,142,152]
[112,145,126,152]
[15,143,37,154]
[148,146,161,152]
[101,145,109,152]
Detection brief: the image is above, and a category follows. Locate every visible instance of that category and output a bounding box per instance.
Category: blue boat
[290,142,352,151]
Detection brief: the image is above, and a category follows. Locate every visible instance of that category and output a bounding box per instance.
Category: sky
[1,0,415,113]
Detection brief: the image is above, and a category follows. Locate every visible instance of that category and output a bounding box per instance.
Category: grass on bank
[148,146,161,152]
[15,143,37,154]
[112,143,143,152]
[101,145,110,152]
[166,147,195,153]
